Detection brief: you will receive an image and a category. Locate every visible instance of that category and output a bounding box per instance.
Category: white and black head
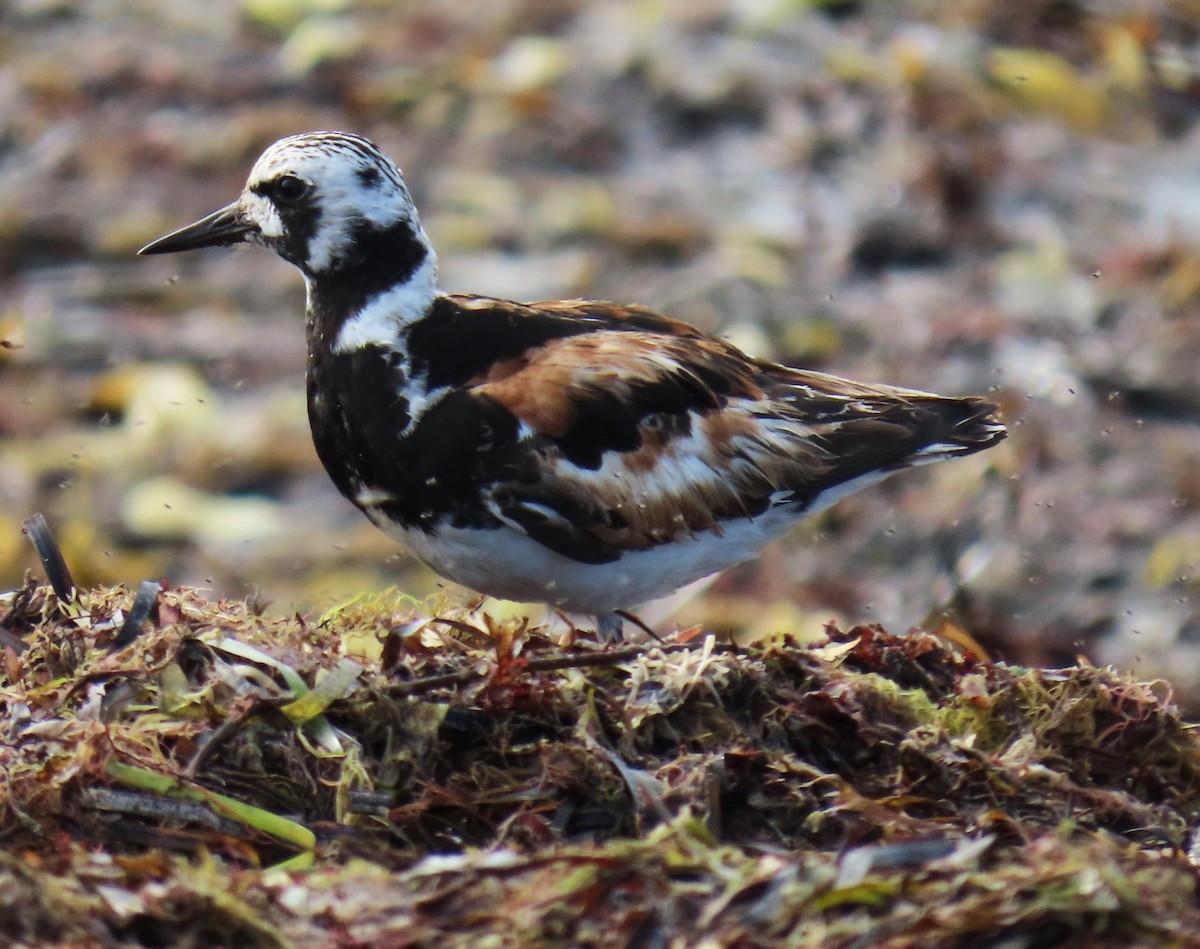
[139,132,437,315]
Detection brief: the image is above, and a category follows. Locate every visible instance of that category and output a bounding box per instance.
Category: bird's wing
[462,322,1003,564]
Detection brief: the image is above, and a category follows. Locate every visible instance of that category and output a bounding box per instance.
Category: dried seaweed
[1,579,1199,945]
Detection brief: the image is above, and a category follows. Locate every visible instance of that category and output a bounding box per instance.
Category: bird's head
[139,131,434,281]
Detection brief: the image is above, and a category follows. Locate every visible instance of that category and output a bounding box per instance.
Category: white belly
[386,520,770,614]
[367,470,893,615]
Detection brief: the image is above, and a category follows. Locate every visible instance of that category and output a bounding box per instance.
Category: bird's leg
[594,612,625,643]
[594,610,663,643]
[615,609,663,642]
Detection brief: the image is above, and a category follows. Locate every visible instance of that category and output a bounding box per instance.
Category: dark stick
[21,513,75,602]
[112,580,162,650]
[386,639,743,697]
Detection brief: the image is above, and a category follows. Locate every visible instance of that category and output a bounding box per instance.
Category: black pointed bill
[138,201,254,256]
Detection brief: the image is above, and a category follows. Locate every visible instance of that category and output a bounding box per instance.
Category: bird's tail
[905,397,1007,465]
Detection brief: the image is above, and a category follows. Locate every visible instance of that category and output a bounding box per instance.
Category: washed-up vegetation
[2,566,1200,945]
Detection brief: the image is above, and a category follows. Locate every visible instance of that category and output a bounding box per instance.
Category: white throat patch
[332,252,441,353]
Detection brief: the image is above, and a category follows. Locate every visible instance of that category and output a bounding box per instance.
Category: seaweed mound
[2,580,1199,947]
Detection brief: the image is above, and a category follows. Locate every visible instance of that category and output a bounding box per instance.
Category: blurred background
[2,0,1200,699]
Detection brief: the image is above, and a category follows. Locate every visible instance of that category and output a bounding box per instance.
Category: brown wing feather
[459,311,1003,562]
[474,331,763,438]
[527,299,709,339]
[432,298,1003,563]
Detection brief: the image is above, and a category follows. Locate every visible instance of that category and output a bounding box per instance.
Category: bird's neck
[304,220,440,356]
[302,224,440,501]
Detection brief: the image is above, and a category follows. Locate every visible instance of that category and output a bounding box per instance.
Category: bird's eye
[273,174,309,204]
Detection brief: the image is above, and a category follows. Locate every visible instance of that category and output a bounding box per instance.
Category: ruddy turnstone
[139,131,1006,640]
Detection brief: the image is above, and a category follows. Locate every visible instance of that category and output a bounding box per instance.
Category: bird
[139,131,1006,641]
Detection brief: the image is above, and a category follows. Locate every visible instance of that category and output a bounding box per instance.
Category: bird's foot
[594,610,662,644]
